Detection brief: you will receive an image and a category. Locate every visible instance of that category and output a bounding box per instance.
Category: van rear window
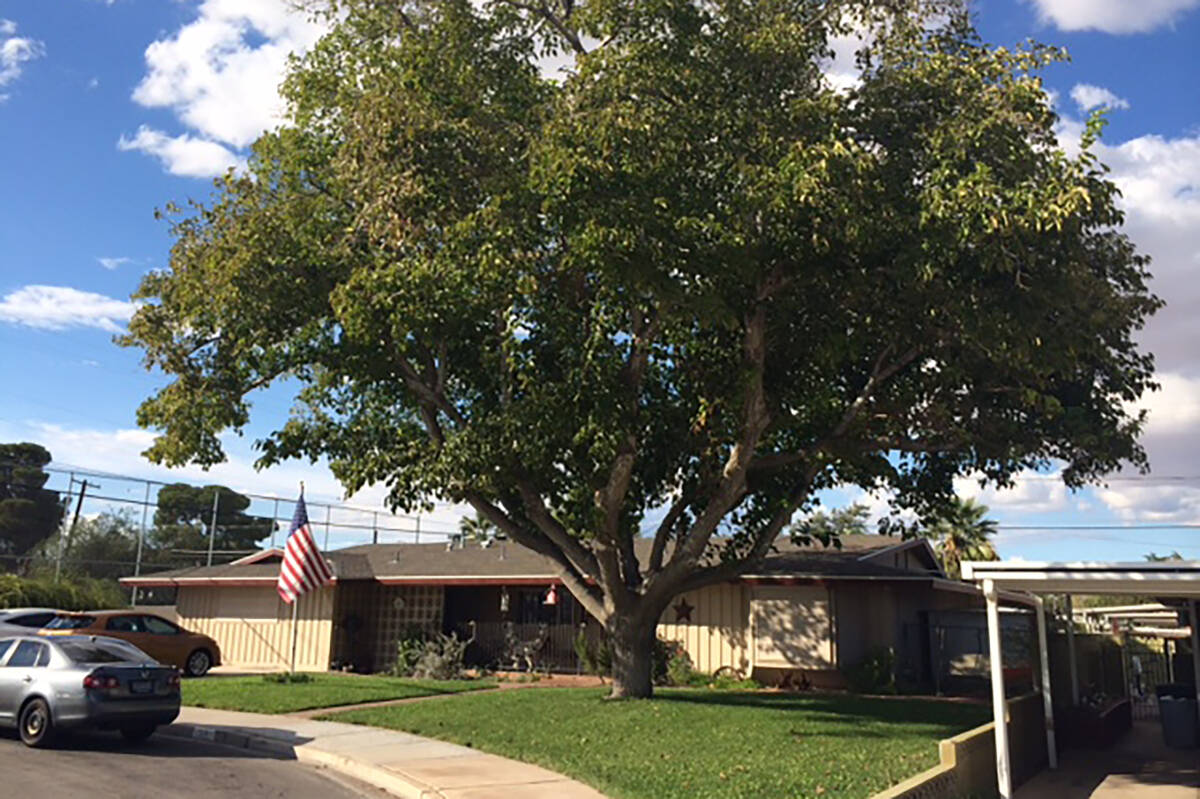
[45,615,95,630]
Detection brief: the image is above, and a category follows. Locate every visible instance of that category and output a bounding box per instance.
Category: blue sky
[1,0,1199,559]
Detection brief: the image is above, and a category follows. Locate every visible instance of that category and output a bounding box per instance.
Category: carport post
[1065,594,1080,706]
[1034,596,1057,769]
[1191,601,1200,714]
[985,579,1013,799]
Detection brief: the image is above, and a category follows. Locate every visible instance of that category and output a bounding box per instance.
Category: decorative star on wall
[673,597,694,623]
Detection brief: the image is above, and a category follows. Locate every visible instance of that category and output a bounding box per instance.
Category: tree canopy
[0,442,64,564]
[152,484,275,553]
[123,0,1160,696]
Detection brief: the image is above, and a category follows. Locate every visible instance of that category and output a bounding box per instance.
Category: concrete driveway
[1017,721,1200,798]
[0,727,379,798]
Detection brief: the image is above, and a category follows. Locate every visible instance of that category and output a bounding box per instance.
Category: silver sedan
[0,634,181,747]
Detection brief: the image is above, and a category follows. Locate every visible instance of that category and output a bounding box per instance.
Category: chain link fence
[3,463,464,606]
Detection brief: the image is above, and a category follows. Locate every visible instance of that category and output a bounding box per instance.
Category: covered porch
[962,560,1200,799]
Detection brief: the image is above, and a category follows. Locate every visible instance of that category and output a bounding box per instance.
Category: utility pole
[206,489,220,567]
[56,478,92,581]
[323,503,332,550]
[132,480,151,606]
[54,473,75,581]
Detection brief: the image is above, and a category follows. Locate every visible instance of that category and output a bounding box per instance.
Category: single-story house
[122,535,1018,688]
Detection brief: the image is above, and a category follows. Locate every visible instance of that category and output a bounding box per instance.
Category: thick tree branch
[647,305,771,598]
[648,490,690,574]
[499,0,587,54]
[464,489,606,620]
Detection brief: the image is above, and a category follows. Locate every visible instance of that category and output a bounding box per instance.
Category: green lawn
[324,688,989,799]
[182,673,495,714]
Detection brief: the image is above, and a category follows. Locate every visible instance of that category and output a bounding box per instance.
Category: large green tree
[123,0,1160,697]
[0,443,64,566]
[152,484,275,555]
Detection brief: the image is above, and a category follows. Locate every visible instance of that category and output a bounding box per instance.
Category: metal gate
[1123,636,1176,720]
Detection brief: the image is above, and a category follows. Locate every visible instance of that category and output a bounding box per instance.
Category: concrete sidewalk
[163,706,607,799]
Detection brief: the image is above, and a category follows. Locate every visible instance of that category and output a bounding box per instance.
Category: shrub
[262,672,314,684]
[664,643,706,687]
[845,648,897,694]
[392,635,426,677]
[574,627,612,677]
[0,573,125,611]
[391,631,473,680]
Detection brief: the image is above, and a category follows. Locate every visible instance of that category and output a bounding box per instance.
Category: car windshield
[45,615,96,630]
[58,640,153,664]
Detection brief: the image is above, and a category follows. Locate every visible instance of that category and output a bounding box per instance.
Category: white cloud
[954,472,1071,515]
[0,285,139,333]
[1070,83,1130,113]
[129,0,326,157]
[0,20,44,99]
[1026,0,1200,33]
[117,126,241,178]
[97,256,133,270]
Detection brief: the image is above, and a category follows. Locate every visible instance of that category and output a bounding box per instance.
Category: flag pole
[289,481,304,675]
[290,598,299,675]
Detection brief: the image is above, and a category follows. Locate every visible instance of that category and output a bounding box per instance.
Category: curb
[159,723,439,799]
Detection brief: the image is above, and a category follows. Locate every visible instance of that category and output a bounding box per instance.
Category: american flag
[277,493,334,604]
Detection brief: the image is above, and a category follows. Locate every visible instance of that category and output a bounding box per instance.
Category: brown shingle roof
[123,534,940,585]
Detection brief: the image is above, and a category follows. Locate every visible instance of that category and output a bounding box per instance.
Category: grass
[324,688,989,799]
[182,672,495,714]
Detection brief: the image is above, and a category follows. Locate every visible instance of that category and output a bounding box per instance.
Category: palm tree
[930,497,998,579]
[458,512,497,543]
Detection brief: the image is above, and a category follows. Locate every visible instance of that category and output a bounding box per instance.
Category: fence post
[415,514,421,544]
[206,488,220,567]
[270,498,280,548]
[323,503,332,550]
[132,480,151,606]
[372,511,379,545]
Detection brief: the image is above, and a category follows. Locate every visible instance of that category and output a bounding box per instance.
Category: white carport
[961,560,1200,799]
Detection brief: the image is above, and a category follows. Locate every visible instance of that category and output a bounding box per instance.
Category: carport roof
[961,560,1200,596]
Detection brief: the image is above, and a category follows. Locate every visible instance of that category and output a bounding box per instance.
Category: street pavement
[0,727,382,798]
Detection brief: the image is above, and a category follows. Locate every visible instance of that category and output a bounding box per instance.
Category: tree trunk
[607,614,657,699]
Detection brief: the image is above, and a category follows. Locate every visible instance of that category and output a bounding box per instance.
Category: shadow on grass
[654,690,989,728]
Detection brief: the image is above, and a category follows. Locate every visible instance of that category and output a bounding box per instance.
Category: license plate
[130,680,153,694]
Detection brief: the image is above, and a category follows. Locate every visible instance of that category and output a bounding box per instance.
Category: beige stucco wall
[176,584,334,671]
[657,582,752,674]
[657,582,835,675]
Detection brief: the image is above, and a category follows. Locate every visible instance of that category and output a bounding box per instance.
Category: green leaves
[124,0,1157,607]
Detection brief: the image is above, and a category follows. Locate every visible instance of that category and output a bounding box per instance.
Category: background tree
[35,510,142,582]
[926,497,999,578]
[0,442,64,569]
[123,0,1160,697]
[151,484,274,556]
[790,504,870,548]
[458,511,498,544]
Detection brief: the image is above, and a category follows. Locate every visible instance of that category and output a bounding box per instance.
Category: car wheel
[19,698,56,748]
[186,648,212,677]
[120,725,156,743]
